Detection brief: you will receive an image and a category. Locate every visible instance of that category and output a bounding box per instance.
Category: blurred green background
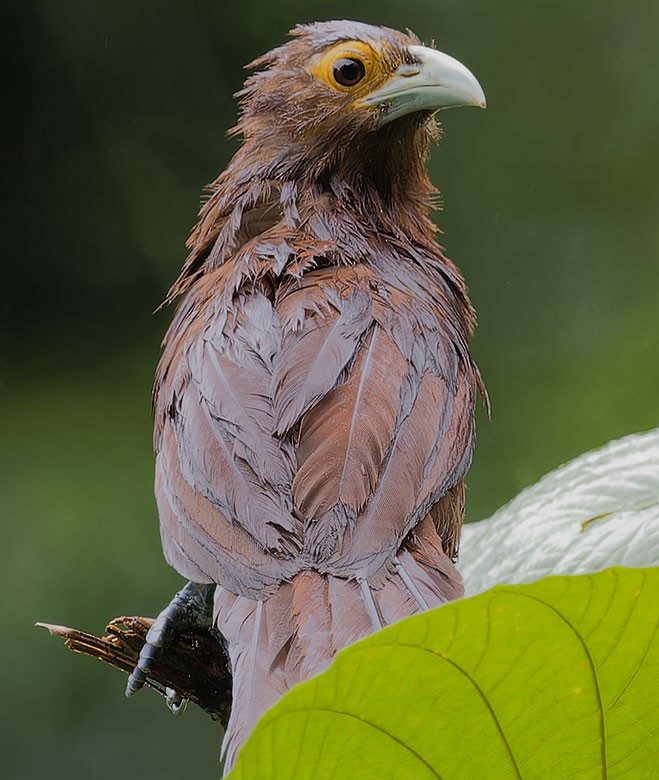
[3,1,658,777]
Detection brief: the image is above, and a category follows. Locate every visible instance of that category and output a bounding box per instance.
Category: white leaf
[459,428,659,596]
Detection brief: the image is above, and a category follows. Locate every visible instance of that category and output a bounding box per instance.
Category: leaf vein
[264,706,445,779]
[495,586,608,779]
[367,641,523,779]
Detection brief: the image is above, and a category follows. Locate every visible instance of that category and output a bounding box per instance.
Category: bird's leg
[125,581,215,712]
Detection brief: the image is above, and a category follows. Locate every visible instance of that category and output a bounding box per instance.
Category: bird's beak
[359,45,486,126]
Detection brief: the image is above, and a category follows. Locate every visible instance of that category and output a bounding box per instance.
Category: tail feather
[326,575,376,652]
[216,520,463,773]
[286,572,333,679]
[214,591,288,768]
[358,577,384,629]
[394,553,431,609]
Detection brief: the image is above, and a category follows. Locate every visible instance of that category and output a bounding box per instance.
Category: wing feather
[330,373,449,571]
[273,285,372,434]
[189,333,292,488]
[327,365,474,579]
[157,287,302,577]
[292,325,408,517]
[156,425,298,597]
[175,386,296,551]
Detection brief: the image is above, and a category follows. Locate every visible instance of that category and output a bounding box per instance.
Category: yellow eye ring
[309,40,381,93]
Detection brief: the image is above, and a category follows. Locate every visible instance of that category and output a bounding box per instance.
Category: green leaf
[227,567,659,779]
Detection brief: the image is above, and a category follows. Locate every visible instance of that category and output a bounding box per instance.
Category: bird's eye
[309,41,378,94]
[332,57,366,88]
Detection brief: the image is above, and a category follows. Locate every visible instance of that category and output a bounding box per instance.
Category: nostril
[398,64,421,78]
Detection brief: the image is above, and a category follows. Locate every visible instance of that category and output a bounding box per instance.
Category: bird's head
[233,20,485,185]
[171,21,485,303]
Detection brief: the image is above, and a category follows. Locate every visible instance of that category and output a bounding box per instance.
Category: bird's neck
[241,115,439,228]
[167,120,442,300]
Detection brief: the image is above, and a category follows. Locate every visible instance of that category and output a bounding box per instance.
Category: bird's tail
[215,517,463,773]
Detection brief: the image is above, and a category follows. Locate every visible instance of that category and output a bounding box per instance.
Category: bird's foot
[125,581,215,705]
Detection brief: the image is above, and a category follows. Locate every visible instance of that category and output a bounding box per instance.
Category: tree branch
[36,616,232,727]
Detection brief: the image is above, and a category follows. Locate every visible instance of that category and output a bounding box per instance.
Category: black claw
[125,581,214,699]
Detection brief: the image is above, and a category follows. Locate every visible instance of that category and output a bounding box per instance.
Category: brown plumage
[153,20,485,770]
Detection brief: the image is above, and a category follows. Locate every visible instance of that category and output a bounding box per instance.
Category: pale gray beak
[360,45,486,125]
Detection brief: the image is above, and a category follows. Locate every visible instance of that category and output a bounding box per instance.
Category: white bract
[459,429,659,596]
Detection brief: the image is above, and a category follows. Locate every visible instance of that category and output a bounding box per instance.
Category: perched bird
[127,19,486,771]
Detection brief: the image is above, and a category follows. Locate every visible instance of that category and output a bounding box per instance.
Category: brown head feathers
[166,21,455,305]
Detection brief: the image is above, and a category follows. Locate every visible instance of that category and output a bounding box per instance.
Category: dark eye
[332,57,366,87]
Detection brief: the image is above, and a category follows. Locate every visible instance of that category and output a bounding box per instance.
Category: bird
[126,19,486,772]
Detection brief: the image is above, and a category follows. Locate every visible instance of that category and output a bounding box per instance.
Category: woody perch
[126,20,486,772]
